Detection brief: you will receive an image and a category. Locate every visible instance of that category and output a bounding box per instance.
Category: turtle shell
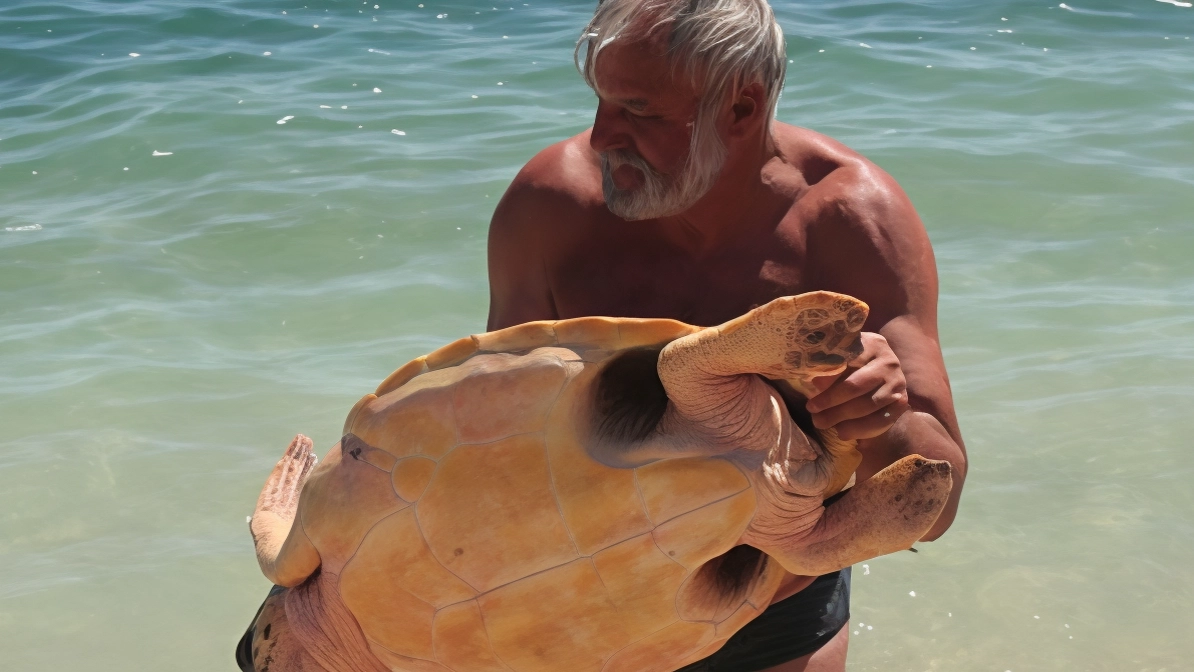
[295,317,791,672]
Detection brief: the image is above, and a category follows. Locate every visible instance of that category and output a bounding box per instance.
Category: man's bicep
[863,185,962,443]
[855,199,962,444]
[486,189,557,331]
[818,166,961,441]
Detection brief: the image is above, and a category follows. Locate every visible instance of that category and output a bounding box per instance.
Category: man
[486,0,967,670]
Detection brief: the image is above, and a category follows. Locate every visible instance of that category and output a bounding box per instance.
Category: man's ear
[728,82,767,136]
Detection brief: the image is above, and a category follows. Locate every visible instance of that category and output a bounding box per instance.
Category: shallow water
[2,0,1192,670]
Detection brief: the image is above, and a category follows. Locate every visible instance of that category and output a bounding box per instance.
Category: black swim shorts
[674,566,851,672]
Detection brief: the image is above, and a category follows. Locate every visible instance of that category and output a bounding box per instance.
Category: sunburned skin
[486,21,968,672]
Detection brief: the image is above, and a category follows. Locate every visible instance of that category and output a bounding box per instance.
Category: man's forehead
[591,38,699,106]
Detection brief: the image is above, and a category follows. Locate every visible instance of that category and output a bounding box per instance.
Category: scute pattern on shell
[326,315,783,672]
[373,317,700,398]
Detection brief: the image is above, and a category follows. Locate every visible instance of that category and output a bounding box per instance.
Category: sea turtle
[244,291,952,672]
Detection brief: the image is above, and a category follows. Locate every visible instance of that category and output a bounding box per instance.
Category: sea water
[1,1,1191,670]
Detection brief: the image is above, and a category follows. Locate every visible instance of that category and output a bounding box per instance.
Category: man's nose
[589,100,630,154]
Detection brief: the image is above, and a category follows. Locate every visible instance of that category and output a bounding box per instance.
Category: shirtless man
[486,1,967,670]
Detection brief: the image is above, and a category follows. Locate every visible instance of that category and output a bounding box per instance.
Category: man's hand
[804,332,910,440]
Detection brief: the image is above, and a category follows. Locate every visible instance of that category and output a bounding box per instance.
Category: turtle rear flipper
[743,455,953,577]
[250,434,321,587]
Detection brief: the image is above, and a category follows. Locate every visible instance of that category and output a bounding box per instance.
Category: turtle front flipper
[674,291,868,383]
[589,292,869,467]
[250,434,321,587]
[742,455,953,576]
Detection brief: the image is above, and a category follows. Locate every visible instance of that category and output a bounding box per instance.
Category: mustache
[601,149,656,177]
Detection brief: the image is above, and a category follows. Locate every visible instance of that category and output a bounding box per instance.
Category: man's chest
[546,226,812,327]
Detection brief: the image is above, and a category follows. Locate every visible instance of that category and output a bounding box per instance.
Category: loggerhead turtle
[244,291,952,672]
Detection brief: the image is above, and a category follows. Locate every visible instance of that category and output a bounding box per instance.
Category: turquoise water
[2,0,1192,669]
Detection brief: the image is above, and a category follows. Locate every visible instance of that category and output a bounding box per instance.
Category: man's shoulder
[774,123,906,217]
[773,122,924,244]
[488,132,602,252]
[772,123,934,316]
[503,132,603,211]
[486,132,604,327]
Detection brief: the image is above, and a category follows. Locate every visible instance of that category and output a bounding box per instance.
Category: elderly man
[486,0,967,670]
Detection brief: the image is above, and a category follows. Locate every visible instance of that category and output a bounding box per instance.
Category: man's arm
[486,155,565,331]
[804,160,967,540]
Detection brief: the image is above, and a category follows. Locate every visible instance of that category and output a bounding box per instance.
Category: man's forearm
[858,410,966,541]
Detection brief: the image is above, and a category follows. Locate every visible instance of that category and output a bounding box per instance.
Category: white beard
[600,117,726,221]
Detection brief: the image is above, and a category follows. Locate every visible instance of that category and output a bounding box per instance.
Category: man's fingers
[806,370,872,414]
[811,372,902,424]
[807,359,905,414]
[828,403,910,441]
[810,379,909,428]
[802,331,910,438]
[808,374,840,396]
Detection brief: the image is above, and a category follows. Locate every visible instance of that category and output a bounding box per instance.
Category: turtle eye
[805,331,825,344]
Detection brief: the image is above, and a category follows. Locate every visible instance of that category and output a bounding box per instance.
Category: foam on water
[1,1,1192,670]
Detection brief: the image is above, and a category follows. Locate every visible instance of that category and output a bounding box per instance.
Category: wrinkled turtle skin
[246,291,952,672]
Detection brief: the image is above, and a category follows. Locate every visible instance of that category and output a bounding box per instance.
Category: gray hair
[575,0,787,123]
